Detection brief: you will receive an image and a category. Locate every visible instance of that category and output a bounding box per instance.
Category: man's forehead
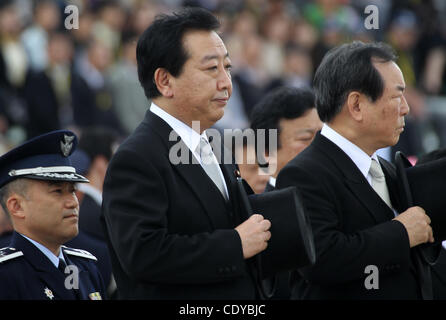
[183,30,229,60]
[373,61,405,89]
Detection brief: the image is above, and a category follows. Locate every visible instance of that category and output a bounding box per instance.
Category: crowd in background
[0,0,446,159]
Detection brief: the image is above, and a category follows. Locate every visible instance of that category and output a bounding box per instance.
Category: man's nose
[401,95,410,116]
[65,194,79,208]
[217,67,232,92]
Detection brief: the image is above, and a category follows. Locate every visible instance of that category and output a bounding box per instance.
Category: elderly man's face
[170,30,232,130]
[19,180,79,247]
[362,61,409,151]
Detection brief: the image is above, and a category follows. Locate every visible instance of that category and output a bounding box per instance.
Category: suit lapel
[314,133,394,223]
[144,112,232,228]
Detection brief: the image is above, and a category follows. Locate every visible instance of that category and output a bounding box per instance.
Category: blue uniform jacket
[0,232,106,300]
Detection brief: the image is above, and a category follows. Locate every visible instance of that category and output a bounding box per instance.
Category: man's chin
[62,228,79,244]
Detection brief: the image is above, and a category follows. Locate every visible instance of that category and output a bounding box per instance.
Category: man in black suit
[101,7,271,300]
[276,41,434,299]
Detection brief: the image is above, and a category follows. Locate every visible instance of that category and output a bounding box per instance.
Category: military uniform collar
[19,233,65,268]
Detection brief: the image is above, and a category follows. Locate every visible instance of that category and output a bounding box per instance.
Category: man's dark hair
[250,86,315,153]
[136,7,221,99]
[313,41,397,123]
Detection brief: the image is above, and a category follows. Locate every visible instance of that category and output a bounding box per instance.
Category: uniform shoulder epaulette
[0,247,24,263]
[62,246,97,261]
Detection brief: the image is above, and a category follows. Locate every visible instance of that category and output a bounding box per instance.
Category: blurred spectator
[128,1,160,36]
[71,7,95,63]
[289,19,319,52]
[91,0,126,57]
[21,0,61,72]
[303,0,360,35]
[71,39,124,134]
[0,0,28,140]
[387,10,418,88]
[23,31,74,138]
[266,43,313,91]
[109,32,148,135]
[260,12,291,78]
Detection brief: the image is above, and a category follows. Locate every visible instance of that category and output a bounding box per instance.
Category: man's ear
[6,194,26,220]
[153,68,173,98]
[346,91,365,122]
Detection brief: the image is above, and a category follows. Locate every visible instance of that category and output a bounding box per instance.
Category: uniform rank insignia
[60,134,74,157]
[0,247,23,263]
[44,287,54,300]
[89,292,102,300]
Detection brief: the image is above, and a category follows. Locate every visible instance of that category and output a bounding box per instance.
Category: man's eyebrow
[396,85,405,92]
[200,52,230,63]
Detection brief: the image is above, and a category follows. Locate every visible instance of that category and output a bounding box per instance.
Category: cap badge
[60,135,74,157]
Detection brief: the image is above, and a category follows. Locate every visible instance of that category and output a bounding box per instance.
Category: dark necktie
[58,258,67,274]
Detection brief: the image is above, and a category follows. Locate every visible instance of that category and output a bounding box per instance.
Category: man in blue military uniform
[0,130,106,300]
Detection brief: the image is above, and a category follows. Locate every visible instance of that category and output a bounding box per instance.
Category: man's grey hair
[0,179,29,216]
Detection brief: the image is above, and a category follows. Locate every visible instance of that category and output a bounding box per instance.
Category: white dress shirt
[268,176,276,188]
[321,123,379,187]
[321,124,397,215]
[150,102,229,199]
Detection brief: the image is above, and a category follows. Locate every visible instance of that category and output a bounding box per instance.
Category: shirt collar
[268,176,276,187]
[150,102,204,157]
[321,123,378,180]
[20,233,65,268]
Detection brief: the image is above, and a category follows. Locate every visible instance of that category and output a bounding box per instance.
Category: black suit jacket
[101,110,257,299]
[276,132,424,299]
[0,232,105,300]
[261,181,291,300]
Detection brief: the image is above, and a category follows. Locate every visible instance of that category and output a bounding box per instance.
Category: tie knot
[369,158,384,179]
